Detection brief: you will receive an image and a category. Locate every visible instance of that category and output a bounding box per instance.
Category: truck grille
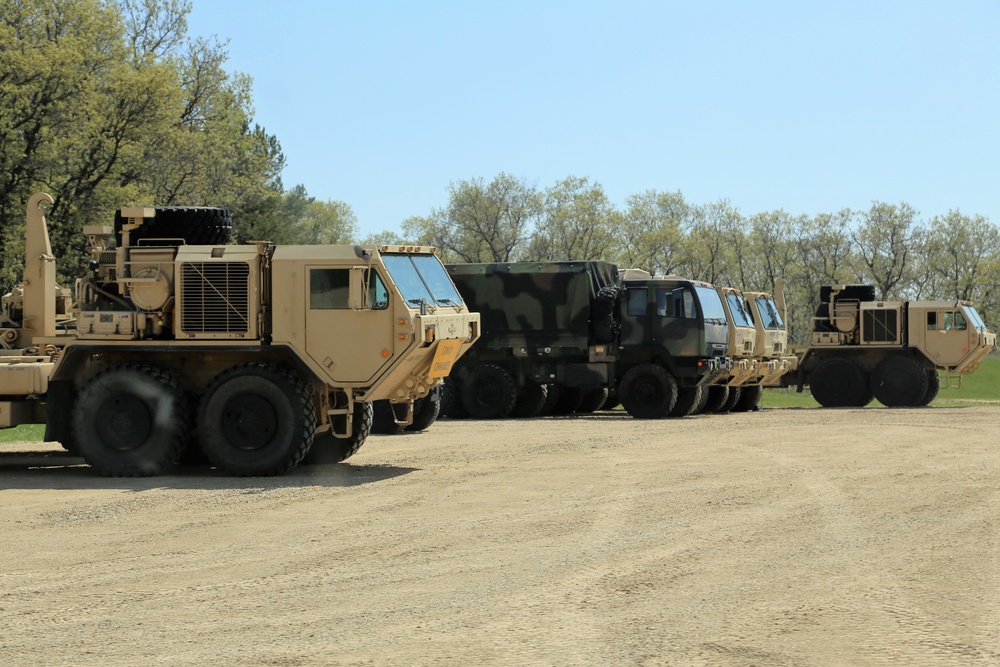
[180,262,251,333]
[862,309,898,343]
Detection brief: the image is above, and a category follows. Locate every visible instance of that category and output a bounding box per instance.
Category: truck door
[305,266,394,383]
[923,309,975,366]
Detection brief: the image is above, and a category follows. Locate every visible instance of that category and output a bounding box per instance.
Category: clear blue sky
[186,1,1000,238]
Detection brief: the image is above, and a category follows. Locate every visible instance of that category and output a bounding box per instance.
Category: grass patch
[0,423,45,443]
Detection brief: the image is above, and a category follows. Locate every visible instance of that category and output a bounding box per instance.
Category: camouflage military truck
[781,284,995,407]
[443,261,619,418]
[613,270,731,418]
[441,263,731,420]
[0,194,479,476]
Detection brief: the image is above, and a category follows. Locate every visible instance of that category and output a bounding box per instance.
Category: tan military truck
[696,284,763,413]
[784,284,995,407]
[0,193,479,476]
[738,279,798,409]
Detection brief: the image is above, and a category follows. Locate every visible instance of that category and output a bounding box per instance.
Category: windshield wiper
[407,297,437,314]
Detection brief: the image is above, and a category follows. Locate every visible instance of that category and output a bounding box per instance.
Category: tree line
[0,0,356,287]
[3,1,997,344]
[383,174,1000,343]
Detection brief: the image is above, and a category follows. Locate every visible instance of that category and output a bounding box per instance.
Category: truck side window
[674,288,695,319]
[927,312,937,329]
[628,288,647,316]
[944,311,967,330]
[310,268,350,309]
[368,271,389,310]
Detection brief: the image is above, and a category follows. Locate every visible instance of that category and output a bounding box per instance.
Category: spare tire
[591,286,620,344]
[114,206,233,246]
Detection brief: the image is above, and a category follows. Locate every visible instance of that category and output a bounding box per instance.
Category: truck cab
[615,270,731,417]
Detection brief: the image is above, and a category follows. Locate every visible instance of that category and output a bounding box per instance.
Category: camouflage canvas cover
[447,261,618,356]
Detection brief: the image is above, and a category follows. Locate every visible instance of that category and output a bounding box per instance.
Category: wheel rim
[220,392,278,451]
[471,379,502,408]
[630,374,663,407]
[96,394,153,451]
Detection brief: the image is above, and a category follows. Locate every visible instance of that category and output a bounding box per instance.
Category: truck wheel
[918,371,941,406]
[592,286,620,344]
[73,364,188,477]
[550,386,584,415]
[538,384,562,416]
[576,387,609,413]
[620,364,677,419]
[198,363,316,475]
[719,387,741,413]
[603,387,620,411]
[440,377,468,419]
[371,400,405,434]
[809,357,869,408]
[406,390,442,432]
[304,402,373,464]
[669,386,702,417]
[701,386,730,414]
[460,364,517,419]
[510,381,549,418]
[114,206,232,246]
[732,385,763,412]
[872,355,929,407]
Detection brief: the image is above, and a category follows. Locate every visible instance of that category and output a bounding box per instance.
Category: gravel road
[1,406,998,666]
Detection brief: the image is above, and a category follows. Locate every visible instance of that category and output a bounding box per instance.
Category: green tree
[290,199,359,245]
[0,0,283,287]
[528,176,618,261]
[677,199,741,286]
[615,190,688,275]
[851,202,922,299]
[922,210,1000,302]
[402,173,541,263]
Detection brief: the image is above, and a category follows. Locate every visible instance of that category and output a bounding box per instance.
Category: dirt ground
[1,406,998,666]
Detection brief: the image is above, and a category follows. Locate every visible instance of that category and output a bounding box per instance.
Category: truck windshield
[755,296,785,329]
[963,305,988,331]
[725,292,752,327]
[694,286,727,325]
[382,254,464,308]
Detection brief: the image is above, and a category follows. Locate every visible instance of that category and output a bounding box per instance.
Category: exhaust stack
[22,192,56,346]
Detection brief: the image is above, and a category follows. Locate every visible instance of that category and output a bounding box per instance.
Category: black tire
[303,401,373,464]
[460,364,518,419]
[371,400,405,434]
[620,364,677,419]
[872,355,929,407]
[198,363,315,476]
[550,386,584,415]
[602,387,620,411]
[576,387,609,413]
[809,357,870,408]
[732,385,763,412]
[114,206,232,246]
[693,385,712,414]
[592,286,620,344]
[669,386,702,417]
[701,386,730,414]
[406,389,442,432]
[918,371,941,406]
[73,364,188,477]
[440,377,467,419]
[719,386,741,413]
[510,381,549,418]
[538,384,562,416]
